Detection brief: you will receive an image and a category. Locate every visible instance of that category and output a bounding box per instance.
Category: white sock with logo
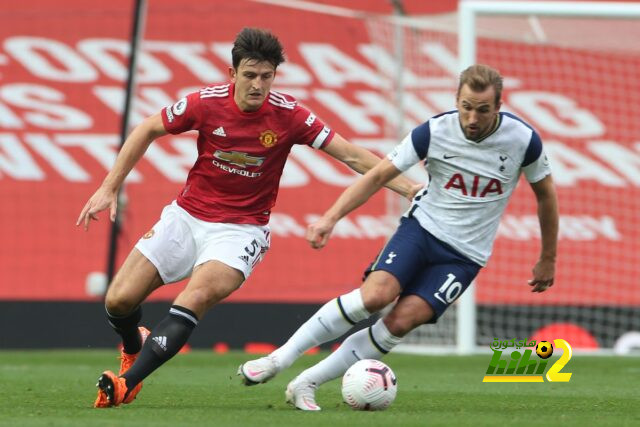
[271,289,370,370]
[298,318,403,386]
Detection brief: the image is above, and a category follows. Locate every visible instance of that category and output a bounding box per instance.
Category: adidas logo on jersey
[152,336,167,351]
[213,127,226,137]
[238,255,250,265]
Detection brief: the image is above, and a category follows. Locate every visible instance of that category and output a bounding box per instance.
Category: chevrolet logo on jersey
[213,150,265,168]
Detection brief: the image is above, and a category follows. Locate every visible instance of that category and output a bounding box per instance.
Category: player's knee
[362,293,392,313]
[382,313,414,337]
[179,286,225,313]
[104,288,137,315]
[192,287,218,307]
[360,276,400,313]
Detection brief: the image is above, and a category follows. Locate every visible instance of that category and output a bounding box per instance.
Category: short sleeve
[161,92,202,134]
[522,131,551,183]
[386,122,430,172]
[291,105,335,149]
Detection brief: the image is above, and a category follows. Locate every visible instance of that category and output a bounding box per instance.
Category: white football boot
[285,376,321,411]
[238,355,279,386]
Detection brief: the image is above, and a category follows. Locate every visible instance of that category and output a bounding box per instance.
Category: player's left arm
[321,133,422,201]
[307,158,402,249]
[528,174,559,293]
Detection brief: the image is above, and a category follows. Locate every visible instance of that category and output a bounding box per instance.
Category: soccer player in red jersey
[76,27,420,408]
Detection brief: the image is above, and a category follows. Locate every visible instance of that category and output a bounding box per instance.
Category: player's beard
[466,115,499,141]
[245,92,265,111]
[464,126,480,140]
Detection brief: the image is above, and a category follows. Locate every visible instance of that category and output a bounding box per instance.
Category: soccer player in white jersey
[239,64,559,411]
[76,27,419,408]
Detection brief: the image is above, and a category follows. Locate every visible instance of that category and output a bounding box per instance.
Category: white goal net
[366,1,640,354]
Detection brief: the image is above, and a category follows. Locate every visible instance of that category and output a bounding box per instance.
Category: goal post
[394,1,640,355]
[454,0,640,355]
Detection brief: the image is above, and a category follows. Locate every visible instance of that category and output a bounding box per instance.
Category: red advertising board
[0,0,638,306]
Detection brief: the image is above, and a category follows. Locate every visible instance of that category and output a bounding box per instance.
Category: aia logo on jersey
[259,130,278,147]
[445,173,503,197]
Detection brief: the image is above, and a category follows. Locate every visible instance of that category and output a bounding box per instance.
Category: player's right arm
[307,122,428,249]
[321,133,422,201]
[76,113,167,231]
[307,158,402,249]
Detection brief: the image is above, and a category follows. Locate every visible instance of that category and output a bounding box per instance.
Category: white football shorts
[135,201,270,284]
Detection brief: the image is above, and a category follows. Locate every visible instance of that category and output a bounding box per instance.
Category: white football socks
[271,289,370,370]
[298,318,403,386]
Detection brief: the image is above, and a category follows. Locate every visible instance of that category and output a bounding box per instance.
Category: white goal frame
[446,0,640,355]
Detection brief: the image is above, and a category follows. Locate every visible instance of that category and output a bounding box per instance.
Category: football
[341,359,397,411]
[536,341,554,359]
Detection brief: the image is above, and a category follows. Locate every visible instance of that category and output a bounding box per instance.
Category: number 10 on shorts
[434,273,463,305]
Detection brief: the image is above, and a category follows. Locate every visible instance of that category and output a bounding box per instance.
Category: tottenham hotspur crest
[385,252,397,264]
[499,155,508,172]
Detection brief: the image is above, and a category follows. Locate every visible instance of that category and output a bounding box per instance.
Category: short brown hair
[231,28,285,70]
[457,64,503,106]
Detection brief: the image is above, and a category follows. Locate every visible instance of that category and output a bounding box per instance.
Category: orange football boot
[94,327,150,408]
[119,326,151,375]
[94,371,129,408]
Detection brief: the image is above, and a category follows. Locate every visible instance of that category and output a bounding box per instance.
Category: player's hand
[306,216,336,249]
[528,258,555,293]
[406,183,424,201]
[76,186,118,231]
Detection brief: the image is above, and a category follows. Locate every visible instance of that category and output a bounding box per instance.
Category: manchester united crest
[259,130,278,148]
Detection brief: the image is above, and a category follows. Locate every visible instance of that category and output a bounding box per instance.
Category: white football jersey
[388,111,551,266]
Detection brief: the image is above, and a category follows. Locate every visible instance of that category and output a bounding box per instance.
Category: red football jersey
[161,84,335,225]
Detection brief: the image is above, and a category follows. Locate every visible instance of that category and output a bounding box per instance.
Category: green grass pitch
[0,350,638,426]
